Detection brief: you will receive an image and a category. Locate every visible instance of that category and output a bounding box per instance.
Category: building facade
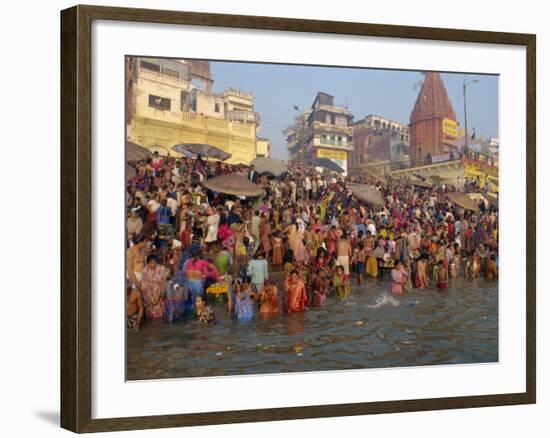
[126,57,265,165]
[409,72,458,164]
[287,92,353,172]
[256,137,271,158]
[349,114,410,169]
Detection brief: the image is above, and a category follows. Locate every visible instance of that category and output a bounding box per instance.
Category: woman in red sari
[284,270,308,313]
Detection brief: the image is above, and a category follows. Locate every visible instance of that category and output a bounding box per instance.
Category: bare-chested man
[127,236,148,290]
[337,232,352,276]
[126,285,144,331]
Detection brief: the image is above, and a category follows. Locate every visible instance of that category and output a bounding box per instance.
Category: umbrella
[447,192,479,212]
[172,143,232,161]
[126,163,136,181]
[410,179,433,189]
[361,167,387,184]
[311,157,345,173]
[250,157,288,177]
[349,184,385,207]
[203,173,264,197]
[484,193,499,209]
[428,175,444,183]
[126,141,152,161]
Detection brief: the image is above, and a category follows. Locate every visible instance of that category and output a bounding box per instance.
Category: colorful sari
[140,265,167,319]
[284,277,308,313]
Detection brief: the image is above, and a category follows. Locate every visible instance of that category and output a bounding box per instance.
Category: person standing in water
[284,269,308,313]
[337,232,353,276]
[436,260,449,289]
[332,265,351,302]
[390,261,407,295]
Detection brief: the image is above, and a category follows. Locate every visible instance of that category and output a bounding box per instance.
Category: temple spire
[409,72,457,162]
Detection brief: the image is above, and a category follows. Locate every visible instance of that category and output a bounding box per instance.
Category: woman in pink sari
[284,270,308,313]
[139,254,168,319]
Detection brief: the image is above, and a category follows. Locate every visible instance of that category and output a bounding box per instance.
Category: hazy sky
[210,61,498,160]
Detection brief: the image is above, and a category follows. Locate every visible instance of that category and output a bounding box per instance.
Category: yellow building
[126,57,261,165]
[256,137,271,157]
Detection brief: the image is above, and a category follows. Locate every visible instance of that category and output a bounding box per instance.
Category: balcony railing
[390,155,460,171]
[225,110,260,124]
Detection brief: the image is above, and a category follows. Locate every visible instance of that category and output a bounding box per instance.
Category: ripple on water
[126,276,498,380]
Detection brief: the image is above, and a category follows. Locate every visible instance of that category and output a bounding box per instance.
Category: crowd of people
[126,151,499,332]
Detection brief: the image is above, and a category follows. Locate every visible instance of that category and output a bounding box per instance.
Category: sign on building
[442,118,458,138]
[316,148,347,160]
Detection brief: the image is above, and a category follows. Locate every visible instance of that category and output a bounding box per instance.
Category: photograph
[124,56,500,380]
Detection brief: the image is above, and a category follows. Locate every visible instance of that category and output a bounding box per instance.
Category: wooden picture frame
[60,4,536,433]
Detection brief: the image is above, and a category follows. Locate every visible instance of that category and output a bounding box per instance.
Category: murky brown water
[126,275,498,380]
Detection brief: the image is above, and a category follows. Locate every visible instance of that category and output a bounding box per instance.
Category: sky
[210,60,499,160]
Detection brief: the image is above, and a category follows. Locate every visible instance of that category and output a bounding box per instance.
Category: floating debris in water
[354,321,364,326]
[226,346,232,351]
[297,352,303,357]
[294,346,303,353]
[215,352,223,357]
[406,300,419,306]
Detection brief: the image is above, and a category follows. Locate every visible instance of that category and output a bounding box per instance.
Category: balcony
[225,110,260,124]
[315,137,353,151]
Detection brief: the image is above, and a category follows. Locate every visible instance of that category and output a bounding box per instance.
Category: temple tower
[409,72,457,163]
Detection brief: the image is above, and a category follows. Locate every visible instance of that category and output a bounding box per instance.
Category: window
[140,60,160,72]
[214,103,220,113]
[162,67,179,79]
[148,94,171,111]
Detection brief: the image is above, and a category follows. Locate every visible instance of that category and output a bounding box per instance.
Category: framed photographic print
[60,4,536,433]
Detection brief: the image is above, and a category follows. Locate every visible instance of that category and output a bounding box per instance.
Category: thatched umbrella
[428,175,444,184]
[349,183,385,207]
[311,157,345,173]
[250,157,288,177]
[126,141,152,161]
[361,167,387,184]
[484,193,499,209]
[172,143,232,161]
[447,192,479,212]
[410,179,433,189]
[203,173,264,197]
[126,163,136,181]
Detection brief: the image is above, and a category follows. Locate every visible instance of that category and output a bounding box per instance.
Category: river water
[126,275,498,380]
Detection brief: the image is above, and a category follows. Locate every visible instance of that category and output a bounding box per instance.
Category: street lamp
[463,76,479,153]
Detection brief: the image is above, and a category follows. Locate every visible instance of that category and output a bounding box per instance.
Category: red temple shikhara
[409,72,457,163]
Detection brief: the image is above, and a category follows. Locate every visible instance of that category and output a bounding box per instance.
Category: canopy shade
[202,173,264,197]
[126,163,136,181]
[447,192,480,212]
[250,157,288,177]
[311,157,345,173]
[349,183,385,207]
[410,179,433,189]
[484,193,499,209]
[126,141,152,161]
[172,143,232,161]
[361,167,387,184]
